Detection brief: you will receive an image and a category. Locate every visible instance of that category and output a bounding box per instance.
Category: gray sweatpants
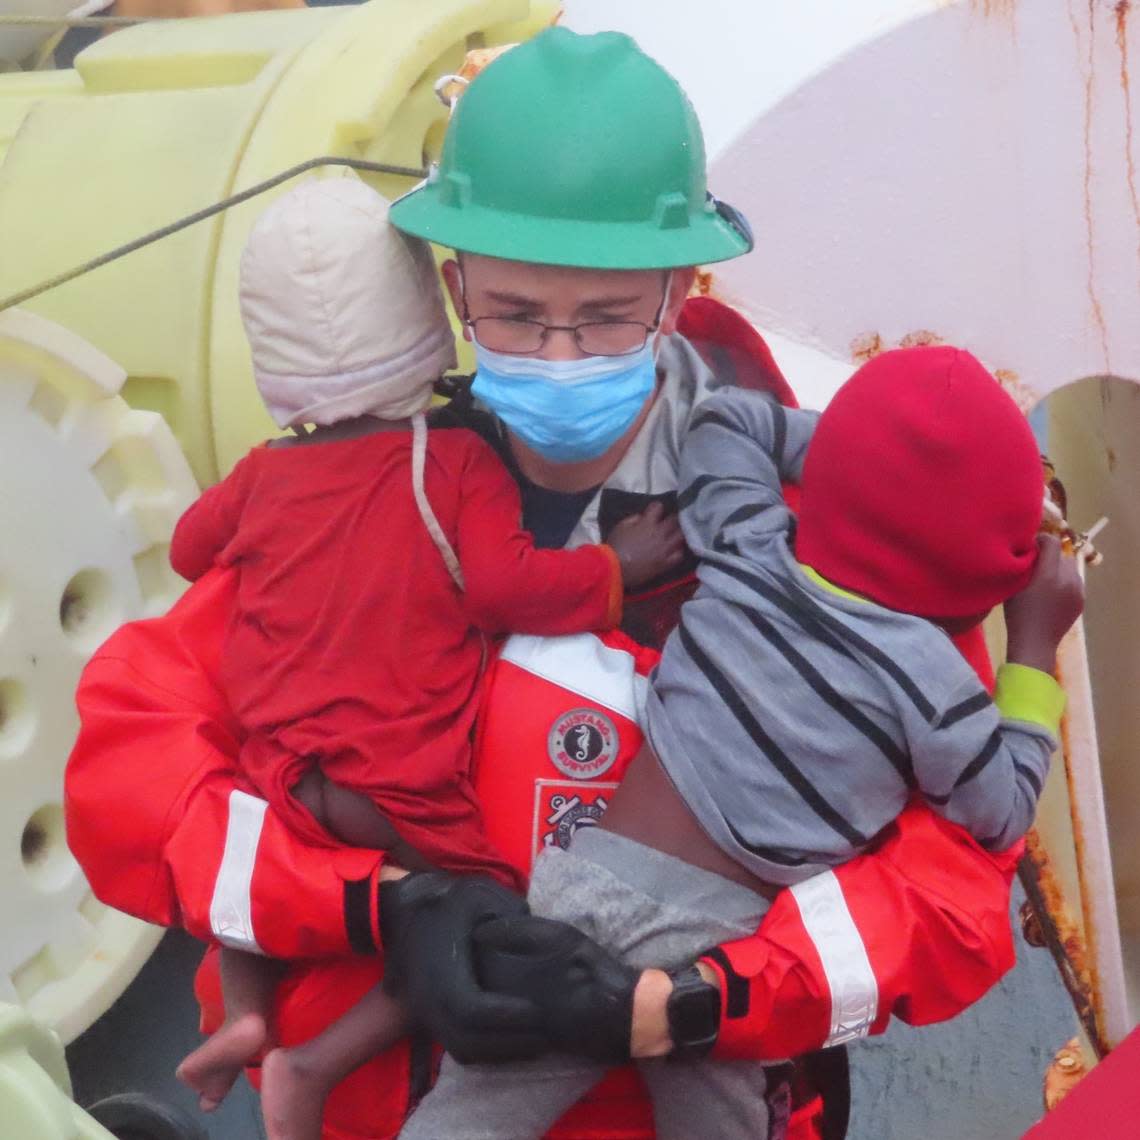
[400,828,784,1140]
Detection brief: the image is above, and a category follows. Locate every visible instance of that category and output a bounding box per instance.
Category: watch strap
[666,964,720,1061]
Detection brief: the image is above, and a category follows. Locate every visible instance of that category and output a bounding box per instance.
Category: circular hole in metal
[59,567,119,650]
[21,804,74,891]
[0,677,34,759]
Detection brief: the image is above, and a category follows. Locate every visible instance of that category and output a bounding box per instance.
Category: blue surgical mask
[471,342,658,463]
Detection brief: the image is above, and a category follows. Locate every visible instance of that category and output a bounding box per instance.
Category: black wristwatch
[665,965,721,1060]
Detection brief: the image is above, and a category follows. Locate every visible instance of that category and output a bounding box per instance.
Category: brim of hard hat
[389,188,752,270]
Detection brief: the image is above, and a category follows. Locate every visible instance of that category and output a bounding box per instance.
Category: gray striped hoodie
[643,388,1062,886]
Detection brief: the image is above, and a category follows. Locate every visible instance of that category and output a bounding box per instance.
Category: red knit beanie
[795,346,1042,619]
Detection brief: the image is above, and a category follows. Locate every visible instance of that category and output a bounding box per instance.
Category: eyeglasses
[463,315,660,356]
[460,277,669,357]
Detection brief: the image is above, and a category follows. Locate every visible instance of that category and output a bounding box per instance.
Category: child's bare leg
[292,769,437,871]
[260,985,408,1140]
[248,770,425,1138]
[177,948,281,1112]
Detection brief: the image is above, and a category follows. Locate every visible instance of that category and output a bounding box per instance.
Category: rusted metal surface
[845,335,1042,430]
[1021,899,1049,948]
[1055,656,1123,1054]
[970,0,1020,21]
[1020,825,1109,1058]
[1067,0,1131,367]
[992,367,1036,413]
[1113,1,1140,268]
[851,328,949,359]
[896,328,944,348]
[849,331,884,363]
[1042,1037,1089,1111]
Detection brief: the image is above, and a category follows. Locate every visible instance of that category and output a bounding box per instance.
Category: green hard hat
[389,27,753,269]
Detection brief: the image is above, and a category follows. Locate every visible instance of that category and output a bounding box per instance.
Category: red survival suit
[65,298,1022,1140]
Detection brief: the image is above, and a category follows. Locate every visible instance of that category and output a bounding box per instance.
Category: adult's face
[441,256,695,363]
[440,256,695,487]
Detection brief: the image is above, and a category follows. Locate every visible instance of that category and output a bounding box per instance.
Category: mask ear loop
[455,261,479,343]
[648,271,673,356]
[654,273,672,320]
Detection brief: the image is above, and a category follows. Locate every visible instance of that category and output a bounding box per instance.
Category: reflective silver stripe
[500,633,648,725]
[209,790,268,954]
[789,870,878,1046]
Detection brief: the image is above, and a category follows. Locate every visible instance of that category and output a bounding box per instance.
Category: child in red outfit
[171,177,683,1140]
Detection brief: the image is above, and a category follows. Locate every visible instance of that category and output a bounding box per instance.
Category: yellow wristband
[994,663,1066,736]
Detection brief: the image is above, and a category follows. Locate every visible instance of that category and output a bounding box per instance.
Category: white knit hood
[239,176,457,429]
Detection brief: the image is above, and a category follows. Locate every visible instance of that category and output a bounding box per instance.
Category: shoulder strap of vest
[677,295,799,409]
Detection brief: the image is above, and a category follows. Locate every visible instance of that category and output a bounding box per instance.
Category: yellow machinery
[0,0,555,1050]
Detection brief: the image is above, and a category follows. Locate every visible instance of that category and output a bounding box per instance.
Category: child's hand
[607,502,687,591]
[1004,534,1086,673]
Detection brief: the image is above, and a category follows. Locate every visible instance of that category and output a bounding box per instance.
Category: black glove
[473,914,639,1065]
[379,872,549,1063]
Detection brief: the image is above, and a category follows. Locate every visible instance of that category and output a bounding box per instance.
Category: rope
[411,411,465,591]
[0,13,160,26]
[29,26,66,70]
[0,155,428,312]
[410,410,489,674]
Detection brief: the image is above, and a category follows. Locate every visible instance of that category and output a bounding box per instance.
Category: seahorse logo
[547,707,619,779]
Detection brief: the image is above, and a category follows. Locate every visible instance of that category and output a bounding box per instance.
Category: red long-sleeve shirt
[169,425,620,885]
